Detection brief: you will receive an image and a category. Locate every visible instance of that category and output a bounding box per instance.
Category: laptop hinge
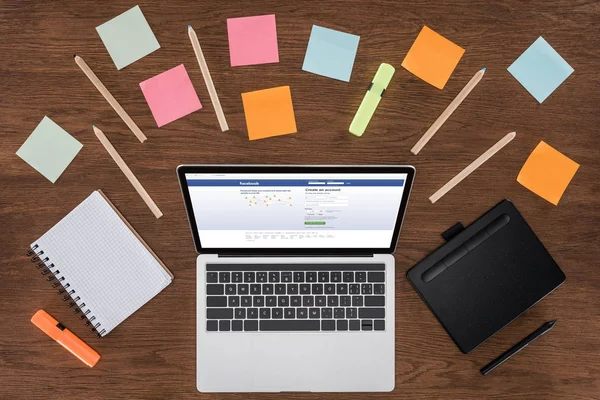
[216,254,376,258]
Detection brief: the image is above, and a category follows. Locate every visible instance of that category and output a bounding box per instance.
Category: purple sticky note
[140,64,202,127]
[227,14,279,66]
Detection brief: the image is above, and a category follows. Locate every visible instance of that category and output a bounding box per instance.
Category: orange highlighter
[31,310,100,367]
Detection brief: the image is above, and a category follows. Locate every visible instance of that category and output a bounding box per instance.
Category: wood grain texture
[1,1,599,399]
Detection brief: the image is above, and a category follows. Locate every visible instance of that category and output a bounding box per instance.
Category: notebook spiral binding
[27,244,106,337]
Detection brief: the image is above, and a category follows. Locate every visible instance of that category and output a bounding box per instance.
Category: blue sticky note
[16,116,83,183]
[302,25,360,82]
[507,37,574,103]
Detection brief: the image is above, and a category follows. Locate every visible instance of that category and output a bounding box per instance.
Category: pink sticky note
[227,14,279,66]
[139,64,202,127]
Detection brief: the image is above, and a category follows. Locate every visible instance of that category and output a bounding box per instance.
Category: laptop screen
[182,171,411,250]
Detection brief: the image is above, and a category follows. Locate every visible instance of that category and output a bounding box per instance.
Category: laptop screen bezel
[177,165,415,255]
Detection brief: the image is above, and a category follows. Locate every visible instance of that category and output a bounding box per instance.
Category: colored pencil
[412,68,486,155]
[188,25,229,132]
[92,126,162,218]
[429,131,516,204]
[75,56,147,143]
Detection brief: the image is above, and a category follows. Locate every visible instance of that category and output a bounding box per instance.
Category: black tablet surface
[407,200,565,353]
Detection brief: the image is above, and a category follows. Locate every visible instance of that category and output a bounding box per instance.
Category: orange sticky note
[401,26,465,89]
[242,86,297,140]
[517,141,579,205]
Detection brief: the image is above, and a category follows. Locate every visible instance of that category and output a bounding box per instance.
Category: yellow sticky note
[401,26,465,89]
[241,86,297,140]
[517,141,579,205]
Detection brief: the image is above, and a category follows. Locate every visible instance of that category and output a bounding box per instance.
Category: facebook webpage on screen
[185,173,407,248]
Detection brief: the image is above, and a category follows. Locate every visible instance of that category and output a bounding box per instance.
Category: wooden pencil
[412,68,486,155]
[75,56,147,143]
[92,126,162,218]
[429,131,516,204]
[188,25,229,132]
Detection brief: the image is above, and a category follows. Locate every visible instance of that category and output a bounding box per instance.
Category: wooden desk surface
[1,1,599,398]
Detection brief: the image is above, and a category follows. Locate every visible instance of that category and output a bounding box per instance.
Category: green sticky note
[16,117,82,183]
[96,5,160,70]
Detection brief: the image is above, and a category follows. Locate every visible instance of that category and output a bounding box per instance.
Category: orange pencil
[31,310,100,367]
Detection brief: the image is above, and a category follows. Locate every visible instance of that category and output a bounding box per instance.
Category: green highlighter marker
[349,63,395,137]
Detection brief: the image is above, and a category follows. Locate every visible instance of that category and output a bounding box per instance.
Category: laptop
[177,165,415,392]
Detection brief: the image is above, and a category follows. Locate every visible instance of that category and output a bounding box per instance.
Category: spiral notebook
[29,190,173,337]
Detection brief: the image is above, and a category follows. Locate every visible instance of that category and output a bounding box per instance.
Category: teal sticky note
[96,5,160,70]
[507,37,574,103]
[16,117,82,183]
[302,25,360,82]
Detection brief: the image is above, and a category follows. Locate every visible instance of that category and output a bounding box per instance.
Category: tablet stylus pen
[480,320,557,376]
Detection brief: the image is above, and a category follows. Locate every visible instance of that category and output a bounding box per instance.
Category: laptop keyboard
[205,264,386,332]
